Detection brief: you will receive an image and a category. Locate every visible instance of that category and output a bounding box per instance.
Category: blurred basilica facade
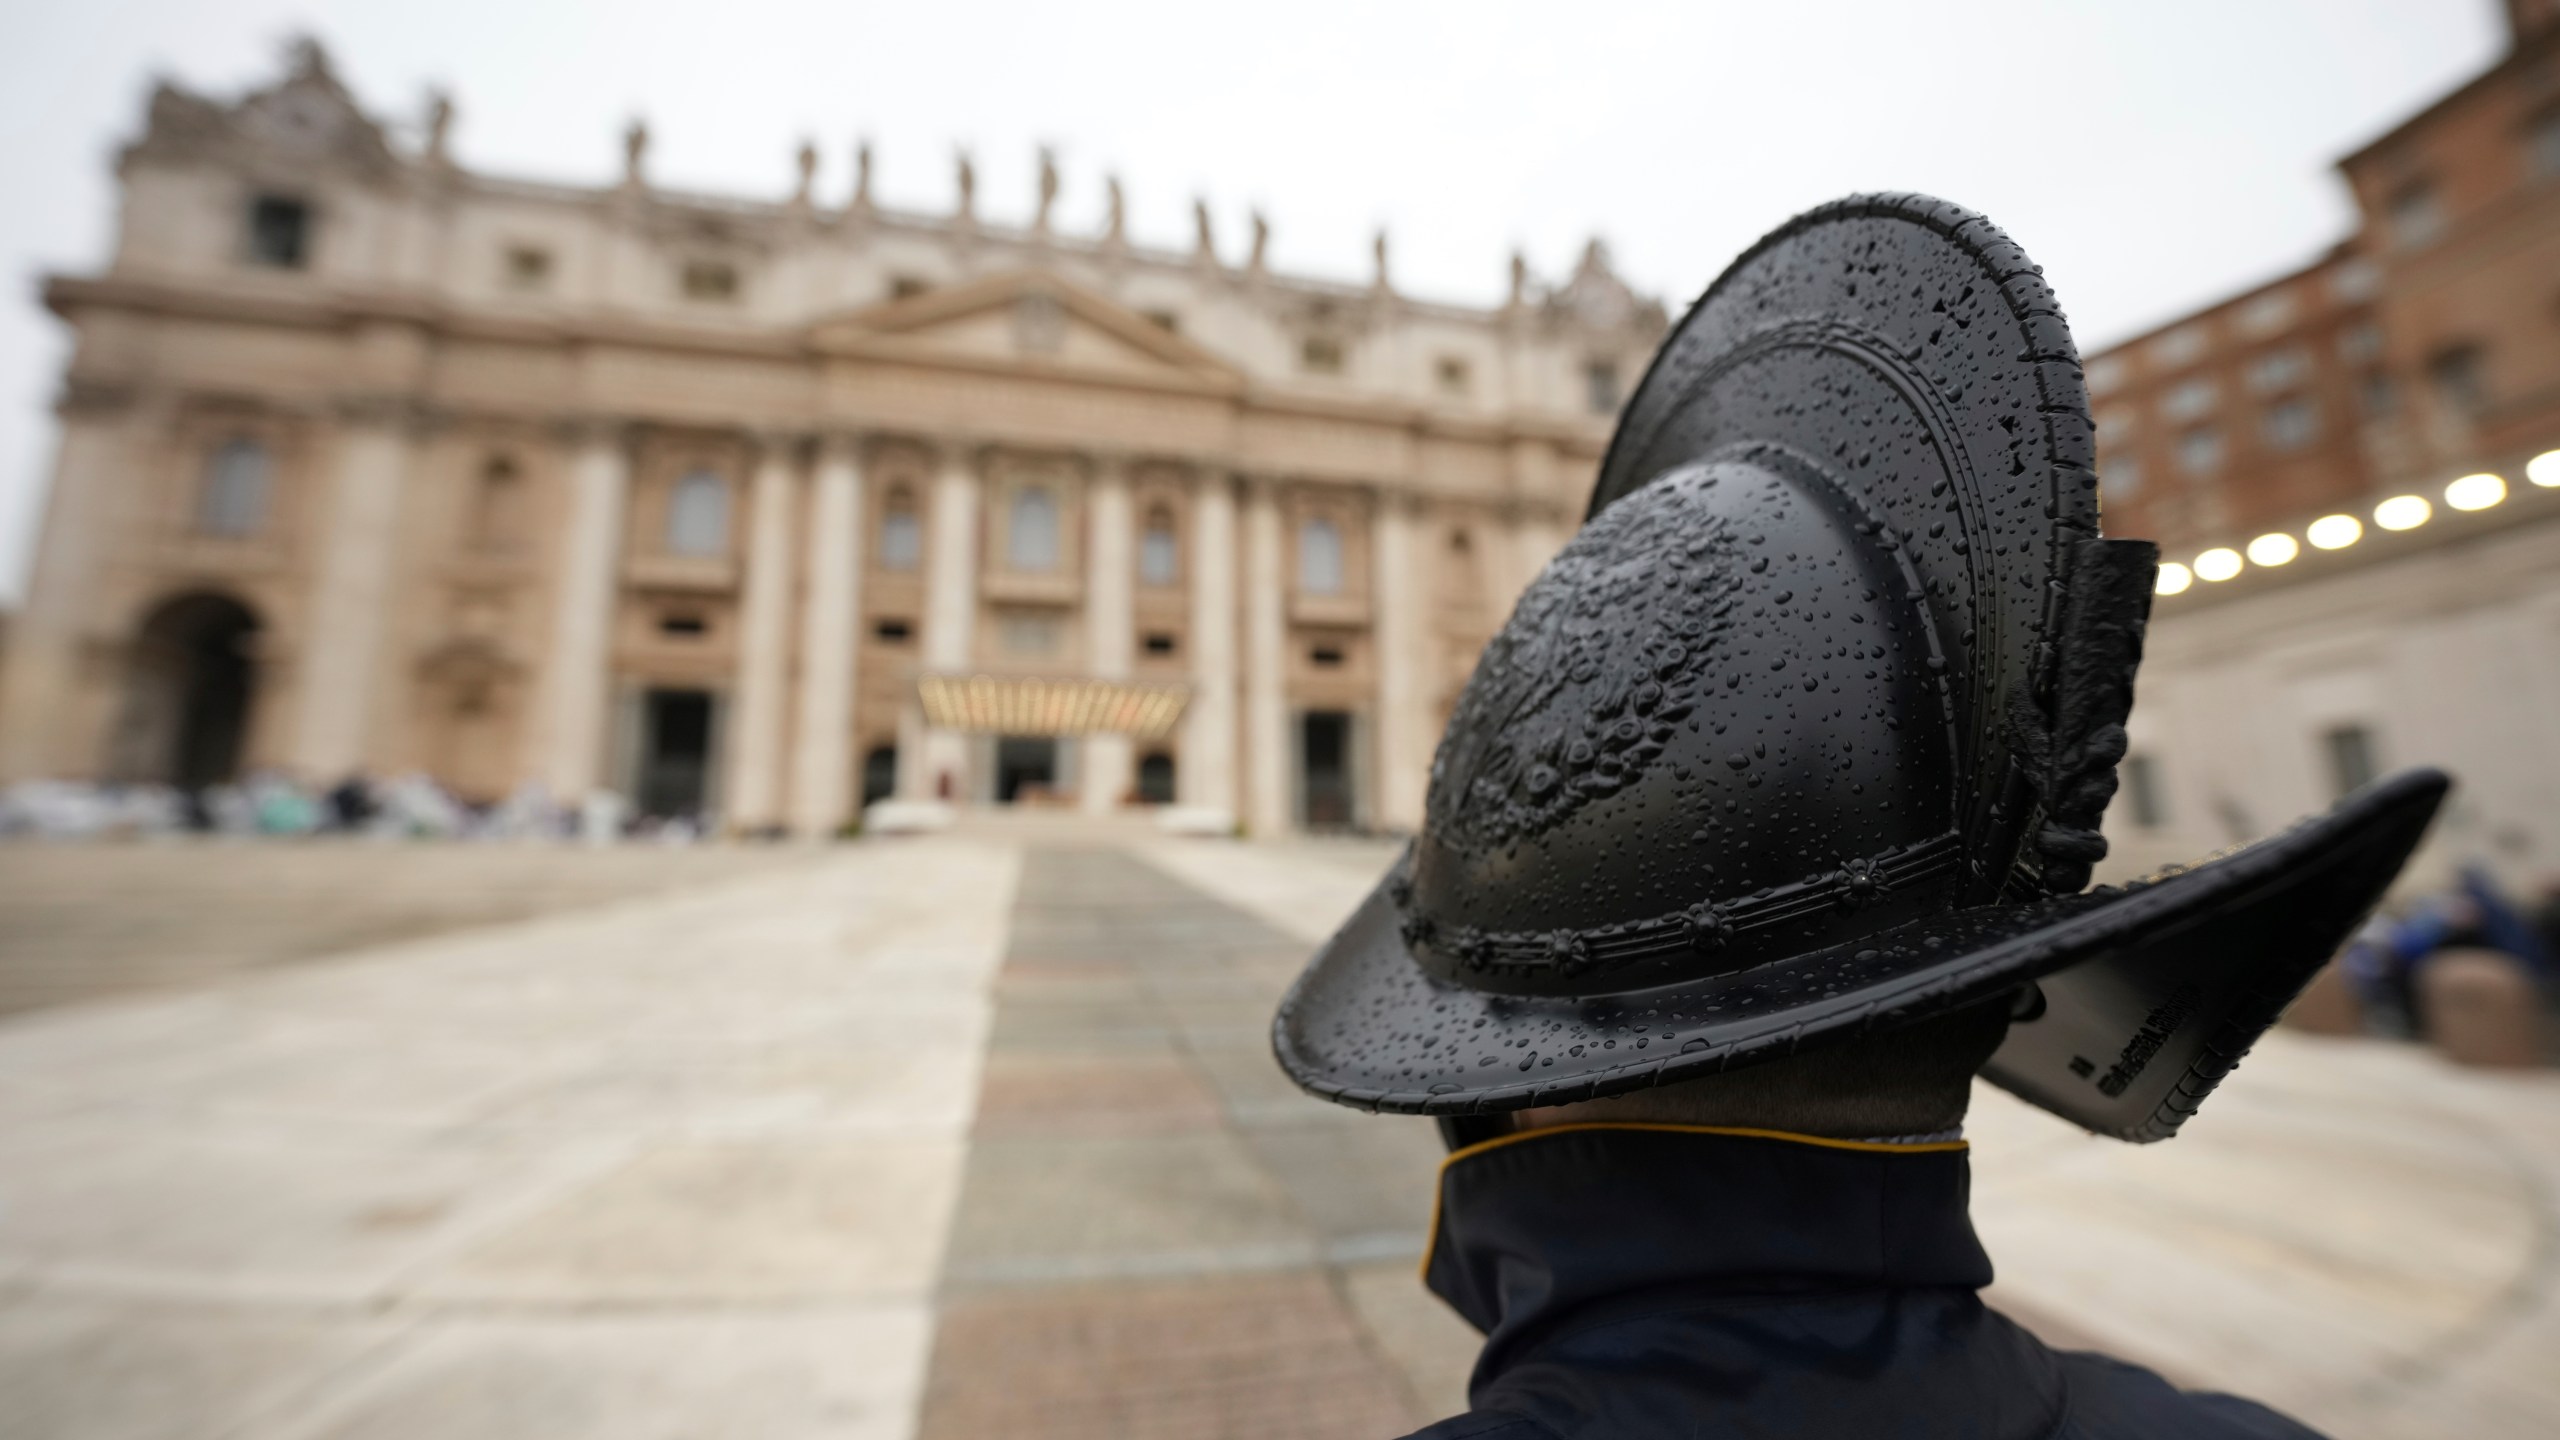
[0,41,1663,835]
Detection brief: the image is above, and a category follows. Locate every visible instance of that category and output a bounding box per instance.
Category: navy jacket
[1407,1124,2326,1440]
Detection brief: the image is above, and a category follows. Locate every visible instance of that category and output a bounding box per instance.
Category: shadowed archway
[111,592,262,787]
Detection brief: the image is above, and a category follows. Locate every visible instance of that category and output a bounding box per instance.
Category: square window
[248,195,310,268]
[2100,457,2143,503]
[504,244,553,289]
[2085,355,2128,396]
[682,259,740,301]
[1436,355,1472,394]
[1302,336,1345,375]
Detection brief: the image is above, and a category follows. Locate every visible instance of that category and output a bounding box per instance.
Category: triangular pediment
[809,270,1242,390]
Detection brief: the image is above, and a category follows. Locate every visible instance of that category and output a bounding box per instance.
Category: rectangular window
[682,259,740,302]
[998,613,1061,655]
[2085,355,2128,396]
[247,195,311,268]
[2360,372,2399,418]
[658,613,708,637]
[873,618,912,643]
[2428,345,2488,414]
[2161,378,2220,422]
[1301,336,1345,375]
[2095,409,2134,446]
[2123,753,2166,829]
[2237,289,2297,337]
[1584,360,1622,415]
[2177,427,2225,476]
[1142,309,1180,333]
[890,276,932,300]
[1309,645,1346,668]
[2262,398,2320,451]
[2148,324,2209,369]
[2099,457,2143,504]
[1142,632,1178,656]
[2534,108,2560,180]
[879,509,922,570]
[2245,347,2310,394]
[1139,526,1179,587]
[2322,724,2378,801]
[504,244,553,289]
[2388,181,2444,251]
[1436,355,1472,395]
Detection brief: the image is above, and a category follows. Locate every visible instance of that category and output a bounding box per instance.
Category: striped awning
[916,673,1191,739]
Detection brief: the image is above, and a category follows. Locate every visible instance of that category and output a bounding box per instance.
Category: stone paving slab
[0,839,1018,1440]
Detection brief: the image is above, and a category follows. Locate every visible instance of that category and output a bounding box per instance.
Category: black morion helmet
[1272,194,2446,1142]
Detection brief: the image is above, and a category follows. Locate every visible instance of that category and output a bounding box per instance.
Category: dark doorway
[636,689,714,819]
[1301,711,1354,829]
[994,736,1057,804]
[861,745,900,807]
[114,592,261,787]
[1137,751,1176,805]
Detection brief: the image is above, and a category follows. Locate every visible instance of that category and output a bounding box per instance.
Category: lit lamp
[2530,449,2560,488]
[2444,472,2506,511]
[2306,514,2362,549]
[2374,495,2431,531]
[2193,547,2243,582]
[2245,532,2298,566]
[2155,561,2193,596]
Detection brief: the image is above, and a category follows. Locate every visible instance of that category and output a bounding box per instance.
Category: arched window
[197,439,271,537]
[879,486,922,570]
[1140,506,1180,587]
[1298,517,1344,594]
[1008,485,1060,571]
[470,456,524,550]
[665,470,730,556]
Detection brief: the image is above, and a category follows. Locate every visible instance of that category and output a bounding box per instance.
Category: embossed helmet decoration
[1272,195,2448,1142]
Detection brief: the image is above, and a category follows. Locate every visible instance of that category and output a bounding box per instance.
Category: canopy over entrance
[916,674,1188,738]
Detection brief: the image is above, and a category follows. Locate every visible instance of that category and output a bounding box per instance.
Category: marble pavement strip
[0,839,1019,1440]
[914,846,1480,1439]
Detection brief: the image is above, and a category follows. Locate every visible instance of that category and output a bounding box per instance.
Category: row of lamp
[2153,448,2560,596]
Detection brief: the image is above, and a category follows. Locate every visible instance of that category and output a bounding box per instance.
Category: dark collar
[1423,1124,1993,1357]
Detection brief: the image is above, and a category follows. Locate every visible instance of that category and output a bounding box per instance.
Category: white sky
[0,0,2503,601]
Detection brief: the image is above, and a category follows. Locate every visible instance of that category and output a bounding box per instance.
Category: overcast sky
[0,0,2504,601]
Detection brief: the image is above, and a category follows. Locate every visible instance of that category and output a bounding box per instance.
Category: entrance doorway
[635,689,714,819]
[861,745,899,807]
[994,736,1058,804]
[113,592,261,787]
[1301,711,1354,829]
[1137,751,1176,805]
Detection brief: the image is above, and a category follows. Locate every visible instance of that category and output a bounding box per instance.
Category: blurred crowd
[0,773,706,844]
[2338,862,2560,1045]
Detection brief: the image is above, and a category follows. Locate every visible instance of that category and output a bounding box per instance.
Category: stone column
[535,423,630,799]
[0,386,136,782]
[724,433,801,833]
[915,442,981,800]
[1372,488,1427,831]
[1179,471,1239,819]
[1082,458,1135,815]
[1242,476,1290,836]
[789,436,864,836]
[289,403,417,780]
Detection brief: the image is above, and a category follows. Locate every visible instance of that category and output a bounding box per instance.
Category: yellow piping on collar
[1416,1122,1971,1285]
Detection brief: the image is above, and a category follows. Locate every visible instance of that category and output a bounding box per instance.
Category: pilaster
[289,398,421,779]
[726,430,803,832]
[789,434,865,836]
[534,420,631,799]
[1181,471,1240,819]
[1083,456,1136,814]
[1242,475,1290,835]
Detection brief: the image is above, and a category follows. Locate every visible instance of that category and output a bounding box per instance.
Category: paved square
[0,832,2555,1438]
